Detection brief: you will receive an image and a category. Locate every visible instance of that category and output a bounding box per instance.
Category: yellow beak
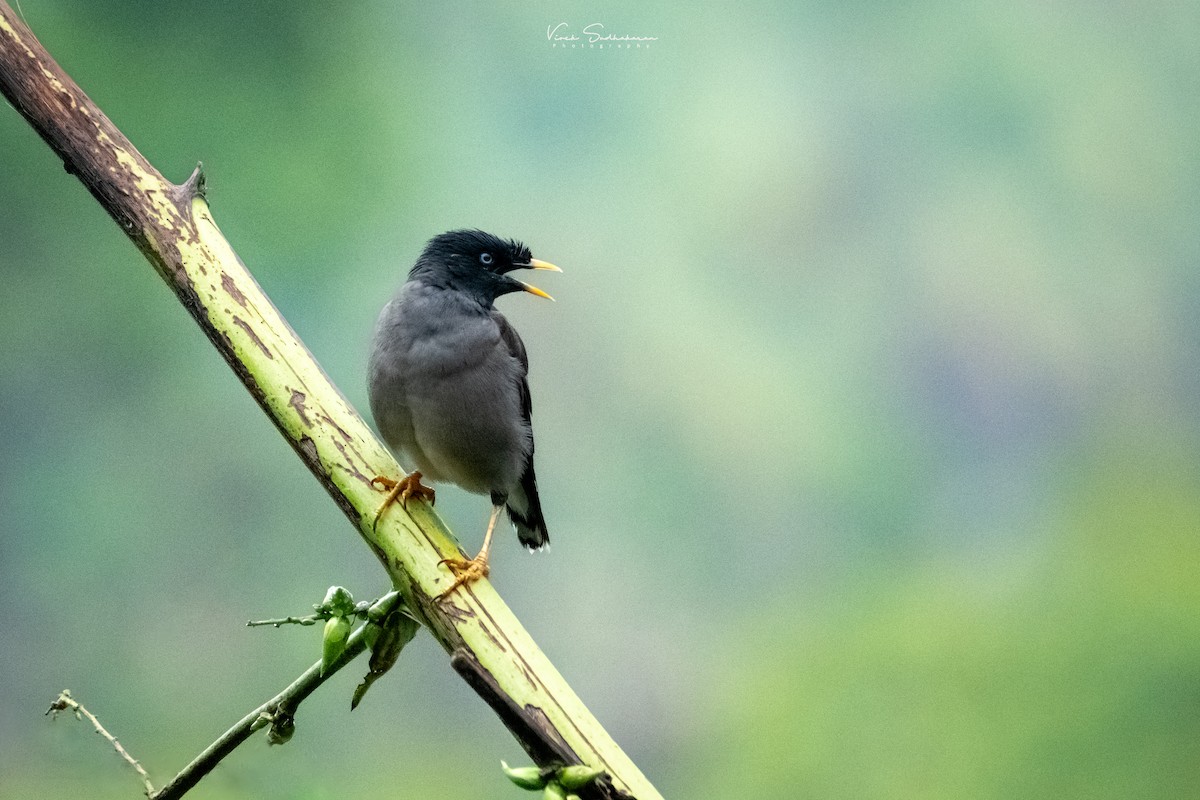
[516,258,562,301]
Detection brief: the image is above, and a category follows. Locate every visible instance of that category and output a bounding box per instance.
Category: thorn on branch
[182,162,206,200]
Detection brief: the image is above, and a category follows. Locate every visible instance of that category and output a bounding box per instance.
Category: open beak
[515,258,562,301]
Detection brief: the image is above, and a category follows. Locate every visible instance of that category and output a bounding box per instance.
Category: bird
[367,229,560,597]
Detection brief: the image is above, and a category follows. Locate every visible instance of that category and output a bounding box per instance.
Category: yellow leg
[370,471,435,529]
[438,504,502,598]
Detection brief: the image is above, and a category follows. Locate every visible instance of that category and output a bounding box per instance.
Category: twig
[46,596,402,800]
[246,600,374,628]
[45,632,372,800]
[150,622,372,800]
[46,690,156,797]
[246,614,323,627]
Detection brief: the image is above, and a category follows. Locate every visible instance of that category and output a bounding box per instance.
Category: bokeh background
[3,2,1199,798]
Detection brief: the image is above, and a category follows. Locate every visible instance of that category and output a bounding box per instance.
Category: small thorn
[182,162,206,199]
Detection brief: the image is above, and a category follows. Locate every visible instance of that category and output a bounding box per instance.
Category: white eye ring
[480,252,494,265]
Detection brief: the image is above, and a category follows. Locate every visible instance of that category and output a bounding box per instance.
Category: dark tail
[506,458,548,550]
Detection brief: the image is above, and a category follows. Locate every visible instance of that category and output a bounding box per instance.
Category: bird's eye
[479,253,494,266]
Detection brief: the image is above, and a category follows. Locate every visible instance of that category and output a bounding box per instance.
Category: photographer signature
[547,22,659,44]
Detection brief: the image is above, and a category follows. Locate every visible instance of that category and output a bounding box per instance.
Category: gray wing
[495,311,531,423]
[494,312,548,549]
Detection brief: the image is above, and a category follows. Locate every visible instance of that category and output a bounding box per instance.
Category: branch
[50,593,412,800]
[152,618,375,800]
[49,618,381,800]
[0,6,658,799]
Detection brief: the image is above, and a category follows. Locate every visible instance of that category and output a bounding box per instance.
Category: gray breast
[368,283,531,496]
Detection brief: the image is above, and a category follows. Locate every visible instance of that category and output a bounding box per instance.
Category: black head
[409,229,559,305]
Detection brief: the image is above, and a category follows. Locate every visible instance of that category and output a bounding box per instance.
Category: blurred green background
[3,2,1199,798]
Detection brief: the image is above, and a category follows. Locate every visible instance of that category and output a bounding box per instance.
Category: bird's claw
[437,555,490,598]
[370,471,435,529]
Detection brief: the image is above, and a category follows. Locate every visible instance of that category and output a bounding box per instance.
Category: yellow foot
[437,555,490,598]
[370,471,436,528]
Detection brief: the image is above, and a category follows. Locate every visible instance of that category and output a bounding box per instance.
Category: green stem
[152,624,372,800]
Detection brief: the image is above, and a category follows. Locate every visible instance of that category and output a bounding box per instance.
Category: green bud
[367,591,402,622]
[320,586,356,617]
[543,782,567,800]
[501,760,547,790]
[321,615,352,675]
[362,621,382,651]
[557,764,604,790]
